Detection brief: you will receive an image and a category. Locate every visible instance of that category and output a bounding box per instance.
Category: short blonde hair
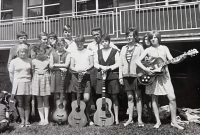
[17,44,28,57]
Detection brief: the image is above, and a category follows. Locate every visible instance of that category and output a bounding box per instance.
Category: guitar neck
[60,72,66,104]
[102,79,106,108]
[159,54,185,67]
[77,80,81,107]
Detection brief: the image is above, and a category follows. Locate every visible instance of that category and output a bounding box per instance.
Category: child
[9,44,32,127]
[94,33,120,125]
[49,39,71,99]
[62,25,77,52]
[32,45,51,125]
[0,93,9,133]
[69,35,94,125]
[136,31,185,129]
[7,31,31,69]
[119,27,144,127]
[48,32,58,49]
[38,32,55,57]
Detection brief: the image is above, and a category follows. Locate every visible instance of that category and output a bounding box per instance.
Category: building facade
[0,0,199,108]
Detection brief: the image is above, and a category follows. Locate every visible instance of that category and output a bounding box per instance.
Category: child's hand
[59,68,67,72]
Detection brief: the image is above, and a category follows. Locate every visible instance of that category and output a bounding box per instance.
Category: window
[1,0,13,20]
[75,0,113,12]
[27,0,60,19]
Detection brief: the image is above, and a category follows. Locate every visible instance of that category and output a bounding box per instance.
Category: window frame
[0,0,13,21]
[26,0,60,20]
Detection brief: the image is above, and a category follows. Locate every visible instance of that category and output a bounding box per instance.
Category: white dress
[145,45,174,95]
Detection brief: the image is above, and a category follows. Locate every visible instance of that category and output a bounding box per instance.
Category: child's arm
[107,51,120,71]
[86,55,94,71]
[94,53,106,70]
[70,57,77,72]
[8,60,15,84]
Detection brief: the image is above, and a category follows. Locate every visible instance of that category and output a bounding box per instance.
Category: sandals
[138,122,144,127]
[19,123,25,128]
[171,122,184,130]
[25,122,31,127]
[124,120,133,127]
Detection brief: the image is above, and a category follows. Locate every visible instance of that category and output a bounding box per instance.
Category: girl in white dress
[136,31,186,130]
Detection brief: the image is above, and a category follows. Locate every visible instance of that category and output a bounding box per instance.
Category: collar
[125,43,140,48]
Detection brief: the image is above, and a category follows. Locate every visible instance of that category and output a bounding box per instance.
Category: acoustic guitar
[51,71,68,124]
[136,49,199,85]
[68,71,88,127]
[93,70,114,126]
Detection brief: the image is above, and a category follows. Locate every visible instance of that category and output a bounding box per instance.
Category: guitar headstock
[101,70,107,80]
[78,71,86,82]
[186,49,199,57]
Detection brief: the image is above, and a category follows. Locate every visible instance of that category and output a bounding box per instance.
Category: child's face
[63,30,72,38]
[48,37,56,45]
[150,34,159,46]
[40,36,48,43]
[76,42,84,50]
[145,37,150,46]
[56,43,65,52]
[92,30,101,44]
[18,36,27,44]
[36,48,45,57]
[127,32,136,43]
[101,40,110,49]
[18,49,28,59]
[31,50,36,59]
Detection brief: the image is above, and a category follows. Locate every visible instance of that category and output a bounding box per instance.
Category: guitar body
[51,98,68,124]
[136,58,166,85]
[94,98,114,126]
[68,100,87,127]
[8,95,19,122]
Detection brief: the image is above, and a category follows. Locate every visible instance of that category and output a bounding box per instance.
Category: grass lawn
[1,121,200,135]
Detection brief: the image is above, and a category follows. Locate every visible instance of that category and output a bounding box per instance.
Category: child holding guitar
[31,44,51,125]
[49,39,71,124]
[136,31,186,130]
[69,35,94,126]
[119,27,144,127]
[94,33,120,125]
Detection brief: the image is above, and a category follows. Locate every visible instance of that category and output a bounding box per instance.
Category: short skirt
[32,73,51,96]
[12,82,32,95]
[68,73,91,94]
[123,77,143,91]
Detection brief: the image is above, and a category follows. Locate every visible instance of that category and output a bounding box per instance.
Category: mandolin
[68,71,88,127]
[51,71,68,124]
[136,49,198,85]
[93,70,114,126]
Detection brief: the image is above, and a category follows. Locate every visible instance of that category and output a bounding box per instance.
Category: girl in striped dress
[32,44,51,125]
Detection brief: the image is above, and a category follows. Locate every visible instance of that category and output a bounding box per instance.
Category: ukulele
[136,49,199,85]
[68,71,88,127]
[51,70,68,124]
[93,70,114,126]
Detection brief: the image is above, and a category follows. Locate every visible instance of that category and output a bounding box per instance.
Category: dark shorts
[96,79,120,95]
[123,77,144,91]
[69,73,91,94]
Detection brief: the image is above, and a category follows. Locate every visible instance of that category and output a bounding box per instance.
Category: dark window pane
[44,0,59,5]
[45,5,59,16]
[28,8,42,17]
[28,0,42,7]
[99,0,113,9]
[1,0,12,10]
[1,11,12,20]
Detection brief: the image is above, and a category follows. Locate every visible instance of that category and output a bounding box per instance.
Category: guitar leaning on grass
[68,71,88,127]
[93,70,114,126]
[51,70,68,124]
[136,49,199,85]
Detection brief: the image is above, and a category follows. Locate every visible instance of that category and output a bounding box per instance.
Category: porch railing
[0,1,199,41]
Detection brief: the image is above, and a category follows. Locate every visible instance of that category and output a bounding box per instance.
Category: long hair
[125,27,139,43]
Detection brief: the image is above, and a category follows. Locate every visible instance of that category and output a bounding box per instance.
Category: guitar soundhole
[101,103,111,118]
[76,106,81,112]
[58,103,64,109]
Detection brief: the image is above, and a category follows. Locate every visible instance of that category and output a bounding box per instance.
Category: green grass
[1,121,200,135]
